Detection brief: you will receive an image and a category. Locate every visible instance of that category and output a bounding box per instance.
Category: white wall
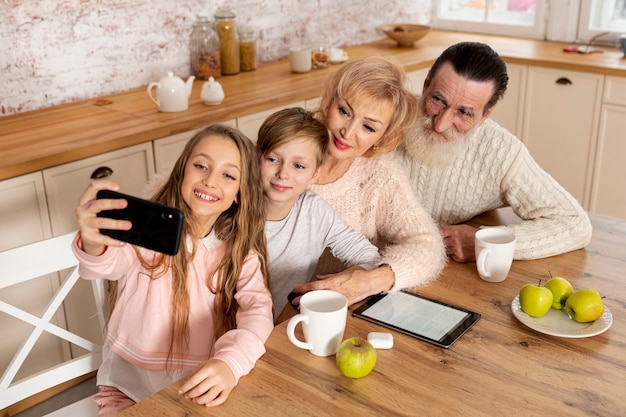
[0,0,431,116]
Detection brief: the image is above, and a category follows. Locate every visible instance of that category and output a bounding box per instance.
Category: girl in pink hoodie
[73,125,272,416]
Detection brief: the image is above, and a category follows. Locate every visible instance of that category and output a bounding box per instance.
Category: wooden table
[120,212,625,417]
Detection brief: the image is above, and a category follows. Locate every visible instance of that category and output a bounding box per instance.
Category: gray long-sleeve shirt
[266,190,380,318]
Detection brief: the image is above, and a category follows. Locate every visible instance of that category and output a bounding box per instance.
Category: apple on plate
[565,288,605,323]
[544,276,574,310]
[519,282,553,318]
[335,337,377,378]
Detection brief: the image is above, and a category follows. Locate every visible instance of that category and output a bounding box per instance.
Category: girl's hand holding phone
[76,179,131,256]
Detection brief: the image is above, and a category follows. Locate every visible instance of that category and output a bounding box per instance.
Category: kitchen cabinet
[589,76,626,218]
[153,119,236,176]
[0,172,51,251]
[491,63,527,137]
[43,142,155,236]
[305,97,321,110]
[406,68,429,95]
[237,101,305,141]
[521,67,603,208]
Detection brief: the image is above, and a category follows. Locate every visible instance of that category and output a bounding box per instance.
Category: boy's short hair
[257,107,328,169]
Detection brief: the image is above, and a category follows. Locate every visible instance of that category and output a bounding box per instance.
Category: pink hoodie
[73,232,273,385]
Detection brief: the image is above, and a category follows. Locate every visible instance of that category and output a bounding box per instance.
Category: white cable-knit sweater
[308,154,447,291]
[396,118,592,260]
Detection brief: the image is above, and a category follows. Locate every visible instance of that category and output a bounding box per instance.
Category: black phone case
[96,190,184,255]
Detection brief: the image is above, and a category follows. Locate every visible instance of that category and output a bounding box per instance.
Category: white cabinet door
[0,172,51,250]
[522,67,603,208]
[590,104,626,218]
[491,63,527,138]
[43,142,155,236]
[153,119,236,176]
[590,76,626,219]
[305,97,321,110]
[406,68,429,94]
[237,101,305,141]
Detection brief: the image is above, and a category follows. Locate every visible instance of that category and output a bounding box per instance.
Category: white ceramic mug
[286,290,347,356]
[474,228,516,283]
[289,47,312,73]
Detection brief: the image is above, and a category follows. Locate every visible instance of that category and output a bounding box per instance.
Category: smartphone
[96,190,184,255]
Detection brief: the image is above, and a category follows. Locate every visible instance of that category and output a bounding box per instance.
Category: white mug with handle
[475,228,516,283]
[286,290,347,356]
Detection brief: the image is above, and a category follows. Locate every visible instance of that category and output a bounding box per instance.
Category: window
[432,0,546,40]
[578,0,626,44]
[432,0,626,46]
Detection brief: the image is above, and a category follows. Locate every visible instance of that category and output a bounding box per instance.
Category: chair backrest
[0,232,105,411]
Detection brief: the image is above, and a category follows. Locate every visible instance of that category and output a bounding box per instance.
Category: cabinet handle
[556,77,572,85]
[90,166,114,179]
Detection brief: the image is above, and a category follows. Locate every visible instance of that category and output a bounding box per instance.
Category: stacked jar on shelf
[189,15,220,79]
[215,7,240,75]
[239,26,257,71]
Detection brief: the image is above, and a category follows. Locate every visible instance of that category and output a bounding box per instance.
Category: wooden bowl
[380,24,431,47]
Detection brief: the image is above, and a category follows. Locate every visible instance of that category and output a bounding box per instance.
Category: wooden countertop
[2,30,626,181]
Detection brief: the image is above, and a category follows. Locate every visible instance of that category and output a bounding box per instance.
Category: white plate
[511,295,612,338]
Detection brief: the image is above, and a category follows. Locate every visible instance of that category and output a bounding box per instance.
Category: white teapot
[201,77,225,105]
[147,72,195,112]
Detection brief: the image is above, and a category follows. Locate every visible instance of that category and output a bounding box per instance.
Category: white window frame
[430,1,626,45]
[431,0,548,40]
[577,0,626,45]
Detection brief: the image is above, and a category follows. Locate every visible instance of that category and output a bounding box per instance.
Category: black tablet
[352,290,481,348]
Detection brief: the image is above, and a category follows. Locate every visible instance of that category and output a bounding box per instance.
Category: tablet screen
[353,291,481,348]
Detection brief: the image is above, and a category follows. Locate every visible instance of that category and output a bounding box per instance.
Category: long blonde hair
[110,125,268,368]
[318,56,418,157]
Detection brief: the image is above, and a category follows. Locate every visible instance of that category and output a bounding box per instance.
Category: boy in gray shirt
[258,108,381,321]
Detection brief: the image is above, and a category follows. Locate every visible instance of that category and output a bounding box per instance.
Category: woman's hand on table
[178,359,236,407]
[291,264,394,306]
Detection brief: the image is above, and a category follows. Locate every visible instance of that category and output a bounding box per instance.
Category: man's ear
[422,73,432,92]
[483,104,496,120]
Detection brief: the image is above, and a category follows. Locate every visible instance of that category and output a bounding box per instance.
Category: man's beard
[402,113,474,169]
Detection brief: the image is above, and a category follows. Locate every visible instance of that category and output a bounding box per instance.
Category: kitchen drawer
[603,76,626,106]
[43,142,155,236]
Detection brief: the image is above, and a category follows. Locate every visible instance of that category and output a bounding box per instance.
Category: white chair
[0,232,105,416]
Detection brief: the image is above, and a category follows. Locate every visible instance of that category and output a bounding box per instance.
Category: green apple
[519,283,553,317]
[565,288,605,323]
[335,337,377,378]
[544,276,574,310]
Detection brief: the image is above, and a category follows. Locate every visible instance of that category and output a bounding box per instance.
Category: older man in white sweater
[397,42,591,262]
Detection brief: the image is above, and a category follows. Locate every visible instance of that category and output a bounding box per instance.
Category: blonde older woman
[287,56,446,312]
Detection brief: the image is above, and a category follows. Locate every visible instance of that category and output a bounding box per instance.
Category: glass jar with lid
[189,15,220,79]
[238,26,257,71]
[214,7,240,75]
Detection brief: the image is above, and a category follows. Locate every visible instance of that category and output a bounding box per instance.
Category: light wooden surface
[119,211,626,417]
[2,30,626,181]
